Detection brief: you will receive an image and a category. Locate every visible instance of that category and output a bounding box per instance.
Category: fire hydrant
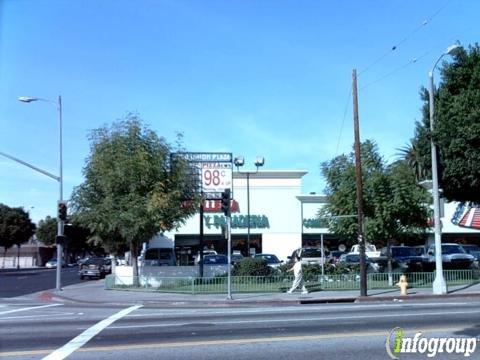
[396,275,408,296]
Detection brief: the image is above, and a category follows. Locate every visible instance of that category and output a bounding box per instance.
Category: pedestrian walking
[287,255,308,294]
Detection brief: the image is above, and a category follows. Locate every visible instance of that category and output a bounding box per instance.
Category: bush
[232,257,275,276]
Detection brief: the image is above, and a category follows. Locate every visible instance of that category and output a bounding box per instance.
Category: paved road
[0,268,82,298]
[1,297,480,359]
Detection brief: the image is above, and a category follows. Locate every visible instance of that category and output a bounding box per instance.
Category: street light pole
[429,44,461,295]
[19,95,64,291]
[234,156,265,256]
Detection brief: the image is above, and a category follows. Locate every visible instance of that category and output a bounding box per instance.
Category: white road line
[108,309,480,330]
[42,304,142,360]
[0,303,62,315]
[0,312,76,321]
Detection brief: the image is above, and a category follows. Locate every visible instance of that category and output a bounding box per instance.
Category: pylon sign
[172,152,232,200]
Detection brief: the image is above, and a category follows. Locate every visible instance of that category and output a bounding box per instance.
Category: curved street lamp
[19,95,64,291]
[429,44,461,295]
[234,156,265,256]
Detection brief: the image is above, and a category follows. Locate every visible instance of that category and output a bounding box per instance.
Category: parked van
[140,234,176,266]
[142,247,176,266]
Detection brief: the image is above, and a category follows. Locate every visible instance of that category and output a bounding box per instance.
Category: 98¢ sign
[201,162,232,192]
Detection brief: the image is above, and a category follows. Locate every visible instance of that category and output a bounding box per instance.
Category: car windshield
[414,247,426,255]
[85,258,105,265]
[302,248,322,257]
[392,247,416,257]
[257,255,280,263]
[442,245,466,254]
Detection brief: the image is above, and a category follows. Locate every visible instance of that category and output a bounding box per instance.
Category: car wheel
[80,275,84,280]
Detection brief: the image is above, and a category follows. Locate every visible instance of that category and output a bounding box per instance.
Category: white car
[45,258,64,268]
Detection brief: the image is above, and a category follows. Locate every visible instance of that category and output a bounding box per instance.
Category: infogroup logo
[385,327,478,359]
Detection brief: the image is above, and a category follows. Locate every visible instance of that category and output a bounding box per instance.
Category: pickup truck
[349,243,382,260]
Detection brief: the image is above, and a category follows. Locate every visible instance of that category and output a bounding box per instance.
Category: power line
[358,0,451,77]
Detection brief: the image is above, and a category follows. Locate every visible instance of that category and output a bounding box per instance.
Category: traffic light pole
[226,214,232,300]
[221,189,233,300]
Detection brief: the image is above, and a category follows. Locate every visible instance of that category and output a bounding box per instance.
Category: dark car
[380,246,425,272]
[200,255,229,265]
[79,257,111,279]
[338,254,379,272]
[328,250,347,264]
[254,253,284,269]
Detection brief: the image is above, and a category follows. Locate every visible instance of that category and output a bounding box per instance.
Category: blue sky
[1,0,479,223]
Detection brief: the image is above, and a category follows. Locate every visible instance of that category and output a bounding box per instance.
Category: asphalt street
[0,267,82,298]
[1,297,480,359]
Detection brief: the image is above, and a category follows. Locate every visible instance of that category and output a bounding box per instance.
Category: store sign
[451,202,480,230]
[203,199,239,213]
[204,215,270,230]
[171,152,232,200]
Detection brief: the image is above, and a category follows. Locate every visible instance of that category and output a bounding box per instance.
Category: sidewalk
[33,280,480,307]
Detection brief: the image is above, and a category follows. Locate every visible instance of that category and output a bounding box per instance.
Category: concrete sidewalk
[31,280,480,307]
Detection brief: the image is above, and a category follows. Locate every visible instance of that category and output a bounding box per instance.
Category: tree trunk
[2,248,6,268]
[17,244,20,269]
[130,242,139,287]
[387,239,393,286]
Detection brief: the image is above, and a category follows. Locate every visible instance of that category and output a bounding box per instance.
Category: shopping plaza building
[163,170,480,265]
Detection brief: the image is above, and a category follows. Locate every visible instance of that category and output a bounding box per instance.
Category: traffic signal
[58,201,67,221]
[221,189,231,217]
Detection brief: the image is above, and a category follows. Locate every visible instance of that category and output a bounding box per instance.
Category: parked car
[460,244,480,261]
[231,253,244,264]
[328,250,347,264]
[338,254,380,272]
[289,247,328,265]
[79,257,111,279]
[380,246,425,272]
[425,243,475,270]
[194,250,218,264]
[45,258,64,268]
[199,254,229,265]
[254,254,284,269]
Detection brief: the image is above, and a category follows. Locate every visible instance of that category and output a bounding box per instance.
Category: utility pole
[352,69,367,297]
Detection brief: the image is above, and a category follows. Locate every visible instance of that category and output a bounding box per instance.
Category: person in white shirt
[287,255,308,294]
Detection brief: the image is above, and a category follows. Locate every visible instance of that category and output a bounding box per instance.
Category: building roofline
[233,170,308,179]
[296,194,328,203]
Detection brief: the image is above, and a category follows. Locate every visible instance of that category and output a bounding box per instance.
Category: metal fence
[105,269,480,294]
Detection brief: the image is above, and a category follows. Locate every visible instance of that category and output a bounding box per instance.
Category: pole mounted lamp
[429,44,461,295]
[19,95,64,291]
[233,156,265,256]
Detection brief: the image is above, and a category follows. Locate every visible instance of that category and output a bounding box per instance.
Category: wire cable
[358,0,451,77]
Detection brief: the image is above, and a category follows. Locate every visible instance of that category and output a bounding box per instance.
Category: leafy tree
[320,140,430,248]
[36,216,57,246]
[0,204,36,268]
[406,44,480,203]
[71,113,199,279]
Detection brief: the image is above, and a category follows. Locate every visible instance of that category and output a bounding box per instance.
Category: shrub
[232,257,274,276]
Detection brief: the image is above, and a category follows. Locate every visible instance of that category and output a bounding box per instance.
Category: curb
[356,291,480,303]
[35,289,480,307]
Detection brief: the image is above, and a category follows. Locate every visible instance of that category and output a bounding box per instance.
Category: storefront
[163,170,480,264]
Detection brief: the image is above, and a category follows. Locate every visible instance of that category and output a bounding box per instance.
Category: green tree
[320,140,430,248]
[0,204,36,268]
[36,216,57,246]
[406,44,480,203]
[71,114,199,279]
